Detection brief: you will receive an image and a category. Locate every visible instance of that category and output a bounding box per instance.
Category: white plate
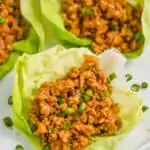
[1,45,150,150]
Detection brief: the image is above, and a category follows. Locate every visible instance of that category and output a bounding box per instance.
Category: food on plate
[62,0,143,54]
[40,0,150,59]
[0,0,28,64]
[0,0,44,79]
[13,46,143,150]
[29,55,122,149]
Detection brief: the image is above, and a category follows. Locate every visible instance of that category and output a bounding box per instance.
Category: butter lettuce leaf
[0,0,44,80]
[40,0,150,59]
[13,45,143,150]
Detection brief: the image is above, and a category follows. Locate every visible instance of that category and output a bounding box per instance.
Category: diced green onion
[43,145,50,150]
[57,97,64,104]
[64,108,75,116]
[125,73,133,82]
[142,105,148,112]
[78,102,86,115]
[83,95,90,102]
[64,120,71,129]
[86,89,93,97]
[131,84,140,92]
[108,73,117,82]
[0,16,5,23]
[15,144,24,150]
[141,82,148,89]
[30,123,36,132]
[3,116,13,128]
[49,128,57,134]
[101,91,111,97]
[80,88,85,94]
[81,8,93,16]
[112,24,120,31]
[8,96,13,105]
[134,31,144,41]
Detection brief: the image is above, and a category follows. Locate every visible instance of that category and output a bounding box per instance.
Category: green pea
[101,91,111,97]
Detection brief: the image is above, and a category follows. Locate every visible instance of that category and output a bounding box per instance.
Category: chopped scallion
[15,144,24,150]
[141,82,148,89]
[142,105,148,112]
[83,95,90,102]
[3,116,13,128]
[0,16,5,23]
[78,102,86,115]
[131,84,140,92]
[86,89,93,97]
[108,73,117,82]
[57,97,64,104]
[125,73,133,82]
[8,96,13,105]
[64,120,71,129]
[64,108,74,116]
[43,145,50,150]
[81,8,93,16]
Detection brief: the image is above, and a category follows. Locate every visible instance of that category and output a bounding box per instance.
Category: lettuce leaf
[13,45,143,150]
[0,0,45,80]
[40,0,150,59]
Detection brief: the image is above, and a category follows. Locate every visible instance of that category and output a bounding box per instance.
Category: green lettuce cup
[40,0,150,59]
[0,0,44,80]
[13,45,143,150]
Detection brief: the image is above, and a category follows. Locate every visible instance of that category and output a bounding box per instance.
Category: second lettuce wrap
[40,0,150,59]
[0,0,45,79]
[13,45,143,150]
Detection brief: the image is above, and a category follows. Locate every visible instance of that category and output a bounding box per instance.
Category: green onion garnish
[131,84,140,92]
[49,128,57,134]
[80,88,85,94]
[142,105,148,112]
[64,108,74,116]
[3,116,13,128]
[101,91,111,97]
[0,16,5,23]
[81,8,93,16]
[112,24,120,31]
[125,73,133,82]
[78,102,86,115]
[43,145,50,150]
[15,145,24,150]
[141,82,148,89]
[8,96,13,105]
[134,31,144,41]
[30,123,36,132]
[108,73,117,82]
[64,120,71,129]
[57,97,64,104]
[86,89,93,97]
[83,95,90,102]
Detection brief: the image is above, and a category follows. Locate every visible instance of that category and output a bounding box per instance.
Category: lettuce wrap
[0,0,45,80]
[13,45,143,150]
[40,0,150,59]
